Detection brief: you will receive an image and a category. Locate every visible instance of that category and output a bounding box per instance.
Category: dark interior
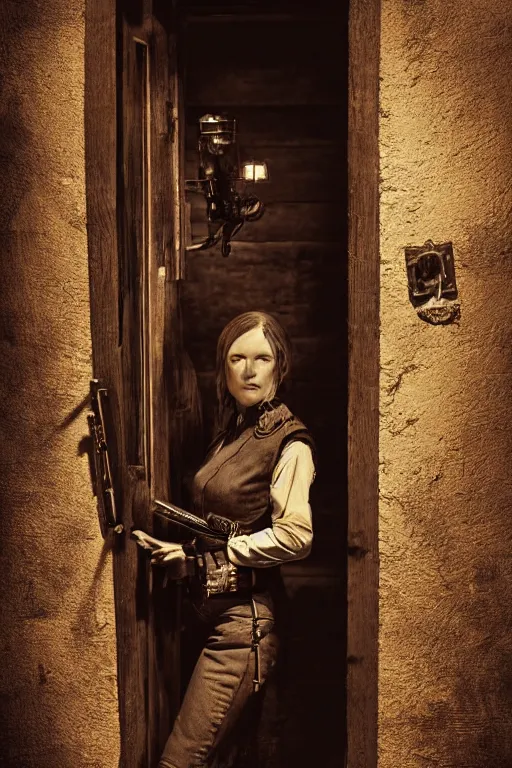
[176,2,349,764]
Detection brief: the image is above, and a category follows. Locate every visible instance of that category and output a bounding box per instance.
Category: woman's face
[226,326,276,408]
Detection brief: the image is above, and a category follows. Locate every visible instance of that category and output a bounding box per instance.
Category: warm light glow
[242,161,268,182]
[199,114,236,140]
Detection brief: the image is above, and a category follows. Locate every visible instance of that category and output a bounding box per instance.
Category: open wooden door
[86,0,187,764]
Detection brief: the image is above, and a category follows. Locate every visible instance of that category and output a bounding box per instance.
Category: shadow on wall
[0,3,50,765]
[71,537,115,641]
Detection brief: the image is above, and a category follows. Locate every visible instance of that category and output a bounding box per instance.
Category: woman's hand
[131,530,187,577]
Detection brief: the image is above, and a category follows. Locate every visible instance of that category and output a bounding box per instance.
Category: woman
[133,311,316,768]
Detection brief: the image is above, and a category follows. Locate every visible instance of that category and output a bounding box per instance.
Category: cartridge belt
[196,549,253,598]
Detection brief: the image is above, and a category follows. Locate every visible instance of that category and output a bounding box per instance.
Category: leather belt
[197,550,253,598]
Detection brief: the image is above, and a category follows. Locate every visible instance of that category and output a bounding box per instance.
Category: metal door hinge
[88,379,124,536]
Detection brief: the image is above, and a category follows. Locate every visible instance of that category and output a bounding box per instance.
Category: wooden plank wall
[178,7,349,765]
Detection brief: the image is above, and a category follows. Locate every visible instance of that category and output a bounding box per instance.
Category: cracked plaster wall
[379,1,512,766]
[0,2,120,766]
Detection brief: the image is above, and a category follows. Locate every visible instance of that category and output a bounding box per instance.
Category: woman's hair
[215,311,292,429]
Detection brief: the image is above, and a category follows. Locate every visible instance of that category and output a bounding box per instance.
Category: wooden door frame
[85,0,381,766]
[85,0,181,765]
[347,0,380,767]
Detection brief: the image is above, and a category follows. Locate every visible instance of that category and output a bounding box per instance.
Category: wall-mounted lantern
[185,114,267,257]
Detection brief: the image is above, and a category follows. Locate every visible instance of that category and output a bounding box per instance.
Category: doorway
[177,3,348,765]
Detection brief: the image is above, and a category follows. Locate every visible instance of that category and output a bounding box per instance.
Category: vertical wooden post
[86,1,183,765]
[147,3,185,761]
[85,1,151,765]
[347,0,381,766]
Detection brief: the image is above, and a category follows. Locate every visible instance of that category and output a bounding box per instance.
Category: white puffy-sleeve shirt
[226,440,315,568]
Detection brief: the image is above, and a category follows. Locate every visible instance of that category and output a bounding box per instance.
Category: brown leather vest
[191,401,313,534]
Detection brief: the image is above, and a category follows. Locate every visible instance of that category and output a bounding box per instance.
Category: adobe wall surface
[379,1,512,766]
[0,2,119,765]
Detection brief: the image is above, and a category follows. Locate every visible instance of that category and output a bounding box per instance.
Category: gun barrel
[153,499,229,541]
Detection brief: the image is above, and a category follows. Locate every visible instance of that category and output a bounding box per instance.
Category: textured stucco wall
[379,1,512,766]
[0,2,120,766]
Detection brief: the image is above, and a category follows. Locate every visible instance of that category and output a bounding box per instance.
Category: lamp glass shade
[242,161,268,182]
